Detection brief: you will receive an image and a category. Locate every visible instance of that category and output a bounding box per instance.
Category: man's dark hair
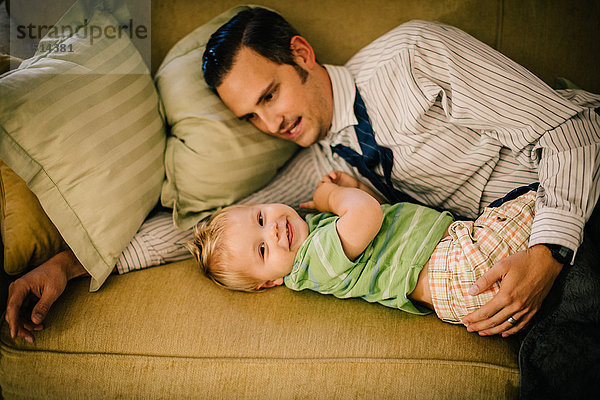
[202,8,308,90]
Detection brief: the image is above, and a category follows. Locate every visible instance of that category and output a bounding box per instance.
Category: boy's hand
[300,181,338,212]
[323,170,387,204]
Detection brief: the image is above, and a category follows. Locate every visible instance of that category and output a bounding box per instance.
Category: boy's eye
[258,212,264,226]
[259,243,265,259]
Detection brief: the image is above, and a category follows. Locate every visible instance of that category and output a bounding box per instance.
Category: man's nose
[258,110,282,135]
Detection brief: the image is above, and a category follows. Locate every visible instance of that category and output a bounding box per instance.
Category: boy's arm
[301,182,383,261]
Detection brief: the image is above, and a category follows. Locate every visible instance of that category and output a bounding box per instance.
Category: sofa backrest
[6,0,598,92]
[150,0,600,93]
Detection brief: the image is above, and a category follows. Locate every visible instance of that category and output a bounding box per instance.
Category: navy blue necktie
[331,87,419,205]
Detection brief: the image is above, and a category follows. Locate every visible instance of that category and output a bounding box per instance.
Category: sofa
[0,0,598,399]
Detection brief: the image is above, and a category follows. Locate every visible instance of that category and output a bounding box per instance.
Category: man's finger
[17,326,35,344]
[468,261,507,296]
[5,282,29,339]
[477,309,527,336]
[30,289,60,326]
[24,322,44,332]
[502,310,534,337]
[462,292,505,327]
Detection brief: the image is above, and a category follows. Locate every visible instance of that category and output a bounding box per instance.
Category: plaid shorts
[427,191,536,323]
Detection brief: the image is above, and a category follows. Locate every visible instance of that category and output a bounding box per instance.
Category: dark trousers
[519,201,600,399]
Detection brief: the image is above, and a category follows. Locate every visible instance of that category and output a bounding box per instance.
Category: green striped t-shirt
[284,203,454,314]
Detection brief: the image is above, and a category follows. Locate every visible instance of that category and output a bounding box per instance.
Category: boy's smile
[225,204,309,288]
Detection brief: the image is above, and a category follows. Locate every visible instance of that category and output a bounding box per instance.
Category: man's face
[216,46,332,147]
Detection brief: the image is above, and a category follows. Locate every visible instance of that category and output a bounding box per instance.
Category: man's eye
[264,92,273,102]
[259,243,265,258]
[258,212,263,226]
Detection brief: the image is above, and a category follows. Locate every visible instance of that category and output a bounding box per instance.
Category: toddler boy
[189,171,535,324]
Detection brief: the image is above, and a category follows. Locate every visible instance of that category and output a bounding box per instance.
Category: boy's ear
[290,35,316,69]
[259,278,284,289]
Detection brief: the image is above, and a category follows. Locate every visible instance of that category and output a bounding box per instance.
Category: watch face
[546,244,573,265]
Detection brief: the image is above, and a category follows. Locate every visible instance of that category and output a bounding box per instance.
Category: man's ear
[290,35,317,69]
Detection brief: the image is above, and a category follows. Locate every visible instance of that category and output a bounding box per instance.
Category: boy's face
[216,45,332,147]
[225,204,309,288]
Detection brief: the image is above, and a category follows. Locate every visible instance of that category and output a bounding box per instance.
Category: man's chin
[295,130,324,147]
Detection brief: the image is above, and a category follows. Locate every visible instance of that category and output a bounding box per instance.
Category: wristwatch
[542,244,574,265]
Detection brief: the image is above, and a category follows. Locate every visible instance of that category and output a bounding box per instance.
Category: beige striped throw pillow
[0,2,165,290]
[156,5,298,230]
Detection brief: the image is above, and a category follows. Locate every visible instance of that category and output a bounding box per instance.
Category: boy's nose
[269,221,279,241]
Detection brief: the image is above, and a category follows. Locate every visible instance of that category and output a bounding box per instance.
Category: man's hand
[4,250,87,343]
[462,244,563,337]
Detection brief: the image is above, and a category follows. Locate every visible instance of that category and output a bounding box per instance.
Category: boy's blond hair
[187,205,264,292]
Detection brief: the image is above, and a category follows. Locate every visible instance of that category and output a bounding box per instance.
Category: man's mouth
[284,117,302,140]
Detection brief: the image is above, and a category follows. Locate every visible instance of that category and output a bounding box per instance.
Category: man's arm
[301,181,383,260]
[5,249,88,343]
[354,21,600,335]
[461,100,599,337]
[399,23,600,335]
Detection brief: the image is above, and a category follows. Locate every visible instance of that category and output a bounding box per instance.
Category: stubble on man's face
[216,47,333,147]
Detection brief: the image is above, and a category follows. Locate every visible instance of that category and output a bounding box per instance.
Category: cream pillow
[0,1,165,290]
[156,5,298,230]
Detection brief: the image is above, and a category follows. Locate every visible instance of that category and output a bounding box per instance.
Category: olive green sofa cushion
[0,260,520,399]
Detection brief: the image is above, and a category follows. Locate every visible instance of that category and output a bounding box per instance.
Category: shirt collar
[323,65,357,140]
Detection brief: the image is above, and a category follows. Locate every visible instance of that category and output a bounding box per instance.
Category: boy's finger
[331,171,342,182]
[300,201,315,209]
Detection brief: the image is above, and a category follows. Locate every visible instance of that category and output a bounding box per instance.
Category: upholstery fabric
[156,5,298,230]
[0,259,520,399]
[0,0,165,290]
[0,160,66,275]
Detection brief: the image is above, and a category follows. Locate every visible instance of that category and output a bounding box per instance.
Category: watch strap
[543,244,574,265]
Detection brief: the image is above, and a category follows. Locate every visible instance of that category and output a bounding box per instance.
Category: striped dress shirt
[117,19,600,273]
[244,20,600,258]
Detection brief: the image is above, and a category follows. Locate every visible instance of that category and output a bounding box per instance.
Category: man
[202,8,600,396]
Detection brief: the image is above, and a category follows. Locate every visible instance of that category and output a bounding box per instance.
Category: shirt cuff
[529,207,585,263]
[115,234,160,274]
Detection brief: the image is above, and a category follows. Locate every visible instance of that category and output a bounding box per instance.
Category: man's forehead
[217,48,277,115]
